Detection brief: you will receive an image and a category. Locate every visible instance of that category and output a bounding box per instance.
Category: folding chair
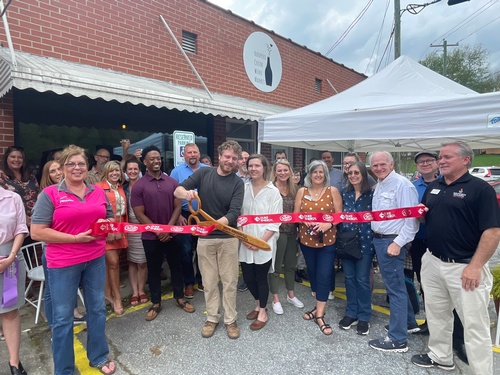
[22,241,85,325]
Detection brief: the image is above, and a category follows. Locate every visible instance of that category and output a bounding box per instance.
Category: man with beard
[170,143,208,298]
[174,140,244,339]
[131,145,195,321]
[86,147,110,184]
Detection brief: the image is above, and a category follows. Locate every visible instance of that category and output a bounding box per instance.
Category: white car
[468,166,500,181]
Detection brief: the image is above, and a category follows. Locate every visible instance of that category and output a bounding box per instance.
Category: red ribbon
[90,206,425,235]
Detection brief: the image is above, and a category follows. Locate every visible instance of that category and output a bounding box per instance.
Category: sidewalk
[2,268,499,375]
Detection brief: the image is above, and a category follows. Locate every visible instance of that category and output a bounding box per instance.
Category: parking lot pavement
[2,271,499,375]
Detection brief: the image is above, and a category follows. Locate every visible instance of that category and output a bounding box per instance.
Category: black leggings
[241,260,272,309]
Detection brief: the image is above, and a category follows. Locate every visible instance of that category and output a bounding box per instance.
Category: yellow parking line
[75,293,175,374]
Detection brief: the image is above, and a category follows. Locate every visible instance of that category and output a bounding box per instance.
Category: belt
[372,232,398,239]
[429,251,471,264]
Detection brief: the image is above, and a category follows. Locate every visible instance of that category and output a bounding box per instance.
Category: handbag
[336,230,362,260]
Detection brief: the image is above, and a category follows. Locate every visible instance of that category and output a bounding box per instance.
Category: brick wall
[0,0,365,111]
[0,91,14,156]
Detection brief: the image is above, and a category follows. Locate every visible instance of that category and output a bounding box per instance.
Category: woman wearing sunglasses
[337,162,375,336]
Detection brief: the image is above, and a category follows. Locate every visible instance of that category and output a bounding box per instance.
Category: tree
[419,44,497,93]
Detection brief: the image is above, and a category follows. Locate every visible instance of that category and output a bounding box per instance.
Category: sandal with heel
[314,315,333,335]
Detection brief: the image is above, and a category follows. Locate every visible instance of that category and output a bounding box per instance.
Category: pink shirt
[0,188,28,245]
[32,183,110,268]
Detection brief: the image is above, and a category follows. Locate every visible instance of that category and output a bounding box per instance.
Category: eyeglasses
[343,162,353,166]
[416,159,436,166]
[96,154,110,159]
[347,170,361,176]
[65,162,87,169]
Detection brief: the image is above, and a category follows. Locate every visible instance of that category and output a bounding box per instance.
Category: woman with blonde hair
[31,144,116,375]
[95,161,128,316]
[269,159,303,315]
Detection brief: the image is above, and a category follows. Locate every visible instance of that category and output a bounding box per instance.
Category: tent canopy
[259,56,500,152]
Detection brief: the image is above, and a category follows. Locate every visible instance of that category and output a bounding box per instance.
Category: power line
[365,0,391,74]
[376,24,395,73]
[431,0,497,43]
[457,12,500,43]
[324,0,374,56]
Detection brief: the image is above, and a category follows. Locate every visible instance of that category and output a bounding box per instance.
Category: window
[226,120,256,154]
[315,78,322,93]
[182,30,197,54]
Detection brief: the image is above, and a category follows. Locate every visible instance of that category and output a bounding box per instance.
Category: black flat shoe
[9,362,27,375]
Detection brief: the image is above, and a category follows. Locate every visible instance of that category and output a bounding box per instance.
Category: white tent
[258,56,500,152]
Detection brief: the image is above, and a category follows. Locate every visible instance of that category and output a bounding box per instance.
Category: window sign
[243,32,282,93]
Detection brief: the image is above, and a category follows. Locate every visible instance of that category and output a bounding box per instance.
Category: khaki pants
[421,250,493,375]
[197,237,239,325]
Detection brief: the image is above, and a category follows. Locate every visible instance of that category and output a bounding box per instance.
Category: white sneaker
[272,301,284,315]
[328,292,335,300]
[286,296,304,308]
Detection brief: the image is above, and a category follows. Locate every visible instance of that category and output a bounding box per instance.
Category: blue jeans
[48,255,109,375]
[41,251,53,328]
[373,238,416,343]
[299,243,335,302]
[343,247,374,322]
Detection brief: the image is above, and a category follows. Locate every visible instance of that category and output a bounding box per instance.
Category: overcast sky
[208,0,500,76]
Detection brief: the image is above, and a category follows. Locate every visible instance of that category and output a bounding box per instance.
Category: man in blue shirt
[170,143,209,298]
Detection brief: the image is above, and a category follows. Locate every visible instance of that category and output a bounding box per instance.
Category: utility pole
[430,39,459,76]
[394,0,401,59]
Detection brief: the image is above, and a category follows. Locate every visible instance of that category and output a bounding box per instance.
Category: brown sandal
[314,315,333,335]
[303,307,317,321]
[145,304,162,321]
[176,299,195,313]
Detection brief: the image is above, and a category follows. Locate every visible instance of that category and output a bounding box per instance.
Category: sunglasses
[347,170,361,176]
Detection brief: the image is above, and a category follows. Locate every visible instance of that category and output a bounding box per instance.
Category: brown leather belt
[372,232,398,239]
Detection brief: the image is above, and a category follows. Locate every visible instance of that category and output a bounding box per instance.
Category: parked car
[469,166,500,181]
[489,181,500,207]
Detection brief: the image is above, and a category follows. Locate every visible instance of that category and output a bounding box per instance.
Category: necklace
[309,187,325,200]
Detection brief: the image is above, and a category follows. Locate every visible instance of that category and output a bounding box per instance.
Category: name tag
[304,195,312,201]
[430,189,440,195]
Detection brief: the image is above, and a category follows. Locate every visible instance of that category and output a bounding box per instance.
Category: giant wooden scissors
[187,193,270,250]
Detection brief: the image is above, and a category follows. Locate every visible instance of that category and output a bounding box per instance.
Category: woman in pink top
[0,187,29,375]
[31,145,116,375]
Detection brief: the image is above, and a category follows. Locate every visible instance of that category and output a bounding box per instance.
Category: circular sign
[243,32,282,92]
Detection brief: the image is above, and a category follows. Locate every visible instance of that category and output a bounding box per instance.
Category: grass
[492,265,500,299]
[472,153,500,167]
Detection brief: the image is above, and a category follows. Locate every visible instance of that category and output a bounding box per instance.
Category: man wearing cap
[411,150,468,363]
[368,151,419,353]
[411,141,500,373]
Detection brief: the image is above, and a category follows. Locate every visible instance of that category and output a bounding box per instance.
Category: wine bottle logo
[265,44,273,86]
[243,32,282,93]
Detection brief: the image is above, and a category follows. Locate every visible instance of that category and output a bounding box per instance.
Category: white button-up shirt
[371,170,419,247]
[238,182,282,269]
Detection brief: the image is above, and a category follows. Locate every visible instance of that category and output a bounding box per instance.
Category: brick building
[0,0,365,169]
